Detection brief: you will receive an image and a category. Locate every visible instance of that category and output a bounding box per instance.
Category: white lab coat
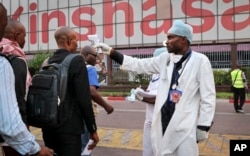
[120,51,216,156]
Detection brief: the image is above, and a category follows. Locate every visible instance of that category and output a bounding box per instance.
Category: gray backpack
[27,54,78,128]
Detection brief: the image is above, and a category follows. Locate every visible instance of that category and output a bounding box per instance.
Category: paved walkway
[0,100,250,156]
[1,122,248,156]
[29,126,250,156]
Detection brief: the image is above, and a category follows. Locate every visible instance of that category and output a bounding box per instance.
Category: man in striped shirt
[0,3,53,156]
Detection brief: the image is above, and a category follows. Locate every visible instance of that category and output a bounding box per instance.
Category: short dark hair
[236,64,242,69]
[0,3,7,41]
[0,3,7,12]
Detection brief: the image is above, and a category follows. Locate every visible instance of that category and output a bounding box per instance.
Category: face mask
[171,54,183,63]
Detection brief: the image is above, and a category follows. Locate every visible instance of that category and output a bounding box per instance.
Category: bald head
[54,26,77,44]
[4,19,26,36]
[80,45,97,65]
[54,26,78,52]
[4,19,26,48]
[0,3,7,41]
[80,45,93,56]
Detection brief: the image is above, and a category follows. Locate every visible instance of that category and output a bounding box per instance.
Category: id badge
[169,90,182,103]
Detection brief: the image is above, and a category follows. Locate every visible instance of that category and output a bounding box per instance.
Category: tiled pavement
[29,126,250,156]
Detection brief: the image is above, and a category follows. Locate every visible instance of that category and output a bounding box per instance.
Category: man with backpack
[0,3,54,156]
[40,26,99,156]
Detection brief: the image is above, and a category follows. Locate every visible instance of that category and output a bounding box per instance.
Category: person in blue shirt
[80,45,114,155]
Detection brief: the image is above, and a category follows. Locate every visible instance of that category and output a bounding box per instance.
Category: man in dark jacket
[42,26,99,156]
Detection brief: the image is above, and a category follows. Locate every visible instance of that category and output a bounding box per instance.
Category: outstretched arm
[142,97,156,104]
[90,85,114,114]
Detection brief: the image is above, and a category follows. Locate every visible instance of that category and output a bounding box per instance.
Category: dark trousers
[43,130,81,156]
[233,87,246,111]
[1,146,23,156]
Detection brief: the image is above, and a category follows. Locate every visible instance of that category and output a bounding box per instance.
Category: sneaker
[237,109,245,113]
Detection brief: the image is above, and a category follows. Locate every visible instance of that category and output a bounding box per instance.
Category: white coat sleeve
[197,56,216,127]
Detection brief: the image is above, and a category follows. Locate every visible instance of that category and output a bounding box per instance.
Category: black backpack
[26,54,78,128]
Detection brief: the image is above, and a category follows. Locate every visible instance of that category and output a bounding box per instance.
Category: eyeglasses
[89,53,97,57]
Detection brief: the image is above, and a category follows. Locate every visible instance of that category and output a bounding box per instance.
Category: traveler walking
[0,3,54,156]
[80,45,114,155]
[0,18,32,156]
[41,26,99,156]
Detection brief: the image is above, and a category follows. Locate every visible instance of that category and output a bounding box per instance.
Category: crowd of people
[0,2,221,156]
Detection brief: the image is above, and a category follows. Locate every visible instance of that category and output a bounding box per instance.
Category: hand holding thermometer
[87,34,102,53]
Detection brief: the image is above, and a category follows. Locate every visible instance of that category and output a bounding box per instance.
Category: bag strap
[0,53,10,62]
[232,70,240,85]
[0,54,20,65]
[59,53,79,101]
[61,53,79,67]
[41,54,78,70]
[8,55,19,61]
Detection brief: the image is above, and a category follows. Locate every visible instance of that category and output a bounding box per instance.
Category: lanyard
[151,77,159,82]
[171,51,192,89]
